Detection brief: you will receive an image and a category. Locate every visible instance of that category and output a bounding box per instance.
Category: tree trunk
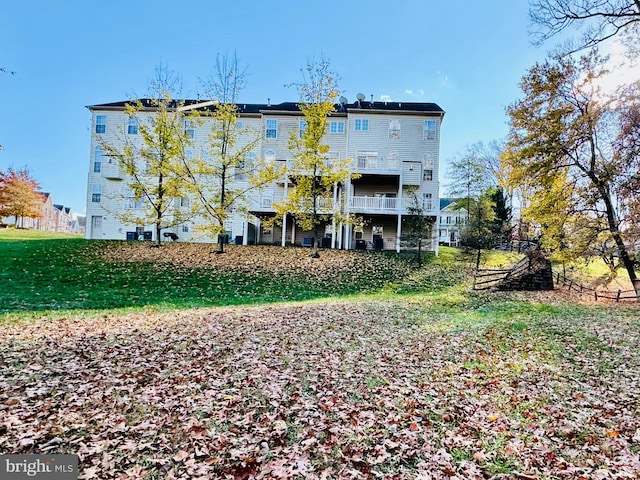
[311,225,320,258]
[597,180,638,297]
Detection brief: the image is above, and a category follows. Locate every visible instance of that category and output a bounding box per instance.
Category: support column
[396,179,403,253]
[242,219,248,245]
[396,213,402,253]
[331,183,338,249]
[282,215,287,247]
[291,218,296,246]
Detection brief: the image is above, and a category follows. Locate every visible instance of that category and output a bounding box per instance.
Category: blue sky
[0,0,551,215]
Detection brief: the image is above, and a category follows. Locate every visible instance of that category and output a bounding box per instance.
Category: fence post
[617,289,621,302]
[594,291,598,301]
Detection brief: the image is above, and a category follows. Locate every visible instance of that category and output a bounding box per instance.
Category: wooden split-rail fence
[553,271,639,303]
[473,255,543,291]
[474,257,639,302]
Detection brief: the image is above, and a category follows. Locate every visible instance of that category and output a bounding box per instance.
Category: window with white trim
[388,151,399,169]
[422,193,433,210]
[95,115,106,134]
[91,184,102,203]
[330,121,345,134]
[423,169,433,181]
[236,121,244,129]
[127,117,139,135]
[266,119,277,138]
[423,153,434,169]
[423,120,436,140]
[354,118,369,131]
[389,119,400,139]
[93,146,103,173]
[265,149,276,162]
[299,120,307,139]
[184,120,195,138]
[179,196,190,208]
[182,224,189,233]
[125,188,142,209]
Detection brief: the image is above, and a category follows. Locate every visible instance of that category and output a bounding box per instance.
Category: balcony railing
[250,192,436,216]
[354,156,400,172]
[349,196,435,214]
[249,193,334,212]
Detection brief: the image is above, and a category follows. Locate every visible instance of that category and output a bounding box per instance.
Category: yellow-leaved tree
[273,58,356,258]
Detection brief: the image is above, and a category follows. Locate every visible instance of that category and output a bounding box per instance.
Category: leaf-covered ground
[1,294,639,479]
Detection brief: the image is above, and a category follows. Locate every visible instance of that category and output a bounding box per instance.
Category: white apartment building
[85,98,444,252]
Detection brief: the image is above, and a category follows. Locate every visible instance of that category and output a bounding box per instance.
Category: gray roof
[87,99,445,116]
[440,198,462,210]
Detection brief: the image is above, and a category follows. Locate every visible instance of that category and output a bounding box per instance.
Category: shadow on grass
[0,238,470,322]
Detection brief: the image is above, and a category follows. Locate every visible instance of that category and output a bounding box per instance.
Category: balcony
[249,191,437,217]
[353,155,400,174]
[348,196,436,215]
[101,161,122,180]
[249,192,334,213]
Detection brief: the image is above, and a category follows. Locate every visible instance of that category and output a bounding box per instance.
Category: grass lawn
[1,231,639,479]
[1,230,460,320]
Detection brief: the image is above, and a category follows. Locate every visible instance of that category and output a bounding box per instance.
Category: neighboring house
[85,98,445,252]
[53,204,73,233]
[2,193,81,234]
[438,198,468,247]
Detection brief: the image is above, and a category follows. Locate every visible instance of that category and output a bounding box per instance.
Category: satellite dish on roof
[356,93,365,101]
[339,96,348,105]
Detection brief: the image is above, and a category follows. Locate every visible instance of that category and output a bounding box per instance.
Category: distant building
[2,192,82,234]
[86,98,445,252]
[438,198,468,247]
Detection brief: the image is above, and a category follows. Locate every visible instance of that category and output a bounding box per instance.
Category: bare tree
[530,0,640,52]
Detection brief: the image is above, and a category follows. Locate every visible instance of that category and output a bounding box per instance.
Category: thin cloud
[405,89,425,96]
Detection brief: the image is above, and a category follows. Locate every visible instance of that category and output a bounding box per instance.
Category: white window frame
[127,117,139,135]
[125,188,142,209]
[330,121,345,134]
[423,120,437,140]
[354,118,369,131]
[266,119,278,139]
[184,120,195,139]
[423,153,434,169]
[422,193,433,210]
[423,169,433,181]
[93,146,103,173]
[389,119,401,139]
[299,120,307,139]
[91,184,102,203]
[265,149,276,161]
[95,115,106,134]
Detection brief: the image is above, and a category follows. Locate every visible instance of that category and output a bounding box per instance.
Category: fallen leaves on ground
[1,296,639,479]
